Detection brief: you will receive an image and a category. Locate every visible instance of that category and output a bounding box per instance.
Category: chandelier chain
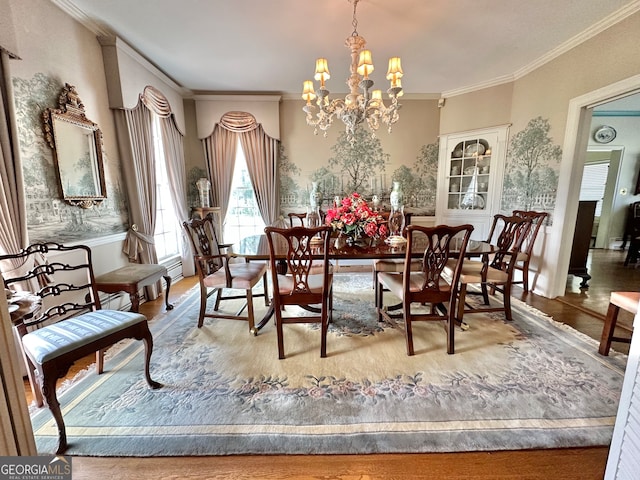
[351,0,359,36]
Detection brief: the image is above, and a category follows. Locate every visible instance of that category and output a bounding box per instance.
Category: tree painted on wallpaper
[277,144,303,207]
[502,117,561,216]
[328,126,389,195]
[390,140,439,212]
[12,74,129,243]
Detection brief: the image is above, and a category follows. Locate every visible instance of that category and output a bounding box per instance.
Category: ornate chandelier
[301,0,403,142]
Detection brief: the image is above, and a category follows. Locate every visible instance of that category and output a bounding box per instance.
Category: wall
[587,115,640,241]
[278,96,441,216]
[7,0,130,276]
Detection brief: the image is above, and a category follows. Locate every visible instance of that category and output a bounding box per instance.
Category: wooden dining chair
[288,212,307,227]
[512,210,548,291]
[372,211,416,301]
[454,214,532,324]
[598,291,637,356]
[376,224,474,355]
[0,243,162,454]
[183,213,269,335]
[264,225,333,359]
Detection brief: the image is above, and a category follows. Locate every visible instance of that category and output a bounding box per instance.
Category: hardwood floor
[27,249,635,479]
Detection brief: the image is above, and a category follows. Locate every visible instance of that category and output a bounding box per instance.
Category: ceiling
[55,0,639,97]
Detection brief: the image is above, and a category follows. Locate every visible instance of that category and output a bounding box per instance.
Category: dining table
[230,233,495,332]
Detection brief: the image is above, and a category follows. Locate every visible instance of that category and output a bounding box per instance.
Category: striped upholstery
[22,310,146,364]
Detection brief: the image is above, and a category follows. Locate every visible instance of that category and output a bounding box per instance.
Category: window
[580,162,609,217]
[224,139,266,245]
[152,115,181,260]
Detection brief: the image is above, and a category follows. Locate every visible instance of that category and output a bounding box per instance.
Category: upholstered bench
[95,263,174,313]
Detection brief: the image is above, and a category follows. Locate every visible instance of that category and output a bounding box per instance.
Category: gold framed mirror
[43,83,106,208]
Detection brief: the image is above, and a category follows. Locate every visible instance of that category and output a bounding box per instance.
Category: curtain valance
[218,111,260,133]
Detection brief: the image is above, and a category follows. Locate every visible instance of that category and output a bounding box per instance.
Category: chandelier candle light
[302,0,403,142]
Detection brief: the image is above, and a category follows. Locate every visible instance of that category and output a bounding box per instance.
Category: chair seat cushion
[22,310,147,364]
[276,273,332,295]
[373,258,422,273]
[379,272,451,300]
[445,258,509,284]
[203,262,267,290]
[610,291,640,314]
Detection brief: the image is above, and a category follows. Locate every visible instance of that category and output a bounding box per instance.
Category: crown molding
[51,0,112,37]
[443,1,640,99]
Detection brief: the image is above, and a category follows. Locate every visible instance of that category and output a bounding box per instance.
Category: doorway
[551,76,640,317]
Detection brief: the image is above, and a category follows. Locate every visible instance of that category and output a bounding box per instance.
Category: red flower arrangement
[325,192,388,239]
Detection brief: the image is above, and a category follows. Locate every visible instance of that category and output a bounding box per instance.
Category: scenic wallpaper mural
[13,73,129,243]
[501,117,562,223]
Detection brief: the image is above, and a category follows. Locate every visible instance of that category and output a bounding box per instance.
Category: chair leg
[275,311,285,359]
[457,283,468,325]
[376,280,384,322]
[141,330,163,389]
[40,368,67,454]
[404,300,414,356]
[198,284,208,328]
[321,298,329,358]
[522,261,530,292]
[246,289,257,335]
[447,301,455,355]
[262,273,269,306]
[502,283,513,322]
[599,303,620,356]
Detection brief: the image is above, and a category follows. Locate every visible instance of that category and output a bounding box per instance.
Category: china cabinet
[436,126,509,239]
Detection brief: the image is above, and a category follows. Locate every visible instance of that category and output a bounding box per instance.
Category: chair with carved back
[376,224,474,355]
[183,213,269,335]
[264,225,333,359]
[0,242,162,454]
[454,214,532,324]
[512,210,548,291]
[372,211,418,301]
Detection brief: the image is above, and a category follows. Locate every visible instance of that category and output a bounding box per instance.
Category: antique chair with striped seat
[0,242,162,454]
[598,291,637,356]
[376,224,474,355]
[183,213,269,335]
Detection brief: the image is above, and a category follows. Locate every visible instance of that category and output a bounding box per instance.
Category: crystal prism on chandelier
[301,0,403,142]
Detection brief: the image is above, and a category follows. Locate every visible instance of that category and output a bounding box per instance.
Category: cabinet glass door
[447,138,492,211]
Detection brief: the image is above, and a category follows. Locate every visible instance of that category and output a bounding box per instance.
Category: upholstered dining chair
[0,242,162,454]
[453,214,532,324]
[264,225,333,359]
[512,210,548,291]
[372,211,416,301]
[183,213,269,335]
[376,224,474,355]
[598,291,637,356]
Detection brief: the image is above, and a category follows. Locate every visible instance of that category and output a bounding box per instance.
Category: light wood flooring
[26,249,636,479]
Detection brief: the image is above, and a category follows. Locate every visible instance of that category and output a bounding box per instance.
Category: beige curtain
[159,114,194,276]
[238,126,280,226]
[202,125,237,231]
[114,101,160,299]
[202,111,284,235]
[0,49,28,275]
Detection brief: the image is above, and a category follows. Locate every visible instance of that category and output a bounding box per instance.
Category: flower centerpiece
[325,192,388,245]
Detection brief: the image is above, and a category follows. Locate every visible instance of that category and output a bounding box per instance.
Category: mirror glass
[44,84,106,208]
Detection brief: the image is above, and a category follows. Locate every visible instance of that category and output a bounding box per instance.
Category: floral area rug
[30,273,627,456]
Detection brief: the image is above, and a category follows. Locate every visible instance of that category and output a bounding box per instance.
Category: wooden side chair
[598,291,637,356]
[288,212,308,227]
[372,211,416,302]
[376,224,474,355]
[264,225,333,359]
[183,213,269,335]
[0,243,162,454]
[512,210,548,291]
[454,214,532,324]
